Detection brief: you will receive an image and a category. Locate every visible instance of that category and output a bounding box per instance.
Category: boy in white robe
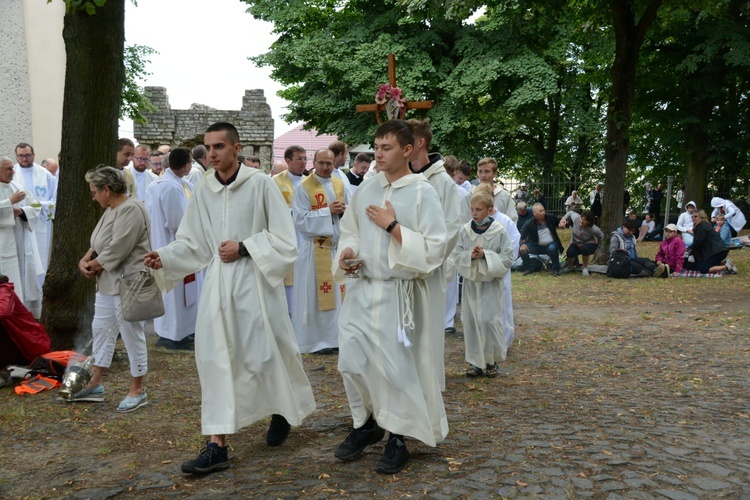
[449,186,514,377]
[333,120,448,474]
[144,122,315,475]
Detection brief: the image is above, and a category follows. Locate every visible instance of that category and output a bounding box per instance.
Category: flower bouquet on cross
[375,84,406,120]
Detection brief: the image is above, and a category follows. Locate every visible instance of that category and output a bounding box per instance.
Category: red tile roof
[274,124,338,171]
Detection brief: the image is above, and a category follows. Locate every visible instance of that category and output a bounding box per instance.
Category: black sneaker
[181,443,229,474]
[334,416,385,461]
[376,435,411,474]
[156,337,193,351]
[267,414,291,446]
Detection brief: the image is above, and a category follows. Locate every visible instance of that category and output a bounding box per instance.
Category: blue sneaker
[117,391,148,413]
[65,384,105,402]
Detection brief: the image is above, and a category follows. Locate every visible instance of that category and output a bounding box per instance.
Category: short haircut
[471,183,495,209]
[374,119,415,149]
[328,140,347,157]
[476,157,498,172]
[117,138,135,151]
[623,220,638,232]
[169,147,192,169]
[85,165,128,195]
[715,213,725,221]
[442,155,458,175]
[354,152,373,163]
[191,145,207,160]
[313,149,333,162]
[41,158,50,167]
[237,155,246,164]
[532,202,545,214]
[206,122,240,144]
[15,142,34,154]
[247,155,261,165]
[135,144,151,155]
[0,156,13,166]
[457,160,472,177]
[284,145,306,160]
[150,151,164,158]
[516,201,527,211]
[406,118,433,150]
[580,210,595,225]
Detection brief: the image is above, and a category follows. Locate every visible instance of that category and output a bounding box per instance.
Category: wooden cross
[356,53,433,124]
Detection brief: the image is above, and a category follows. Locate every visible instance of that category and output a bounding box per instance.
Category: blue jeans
[521,241,561,271]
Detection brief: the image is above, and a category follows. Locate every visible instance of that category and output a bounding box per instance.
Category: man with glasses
[13,143,56,280]
[149,151,165,176]
[128,145,157,204]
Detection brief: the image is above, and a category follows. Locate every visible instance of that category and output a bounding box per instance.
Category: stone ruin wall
[134,87,274,171]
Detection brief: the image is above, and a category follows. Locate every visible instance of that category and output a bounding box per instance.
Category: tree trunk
[684,102,710,210]
[42,0,126,348]
[594,0,662,264]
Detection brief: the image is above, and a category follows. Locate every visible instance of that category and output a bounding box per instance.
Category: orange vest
[15,375,61,395]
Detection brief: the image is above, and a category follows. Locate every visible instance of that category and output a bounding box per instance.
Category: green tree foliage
[122,44,157,125]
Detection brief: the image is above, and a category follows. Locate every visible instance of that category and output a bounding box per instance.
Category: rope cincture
[396,279,415,347]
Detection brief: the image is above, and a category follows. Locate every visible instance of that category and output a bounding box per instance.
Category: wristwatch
[238,242,250,257]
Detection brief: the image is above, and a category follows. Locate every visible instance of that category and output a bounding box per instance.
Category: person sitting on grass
[558,209,603,276]
[449,186,514,378]
[637,213,656,242]
[714,214,732,247]
[609,220,667,278]
[686,210,735,274]
[655,224,686,276]
[519,203,563,276]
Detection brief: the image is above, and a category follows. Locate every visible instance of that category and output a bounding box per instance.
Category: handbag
[119,269,165,322]
[118,201,165,322]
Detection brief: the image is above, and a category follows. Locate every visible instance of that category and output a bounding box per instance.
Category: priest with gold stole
[291,149,349,354]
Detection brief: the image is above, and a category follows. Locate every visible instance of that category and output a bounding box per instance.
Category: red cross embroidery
[320,282,332,293]
[340,284,346,294]
[316,236,327,248]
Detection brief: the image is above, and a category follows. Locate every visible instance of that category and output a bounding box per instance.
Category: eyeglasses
[16,154,33,159]
[151,162,162,167]
[134,157,150,162]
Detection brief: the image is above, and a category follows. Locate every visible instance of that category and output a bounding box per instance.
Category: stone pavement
[4,300,750,499]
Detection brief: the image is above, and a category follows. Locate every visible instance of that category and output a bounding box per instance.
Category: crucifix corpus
[356,53,433,124]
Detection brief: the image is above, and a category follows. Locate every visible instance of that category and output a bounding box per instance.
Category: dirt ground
[1,273,750,499]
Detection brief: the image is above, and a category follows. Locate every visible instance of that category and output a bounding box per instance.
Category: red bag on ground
[0,281,51,364]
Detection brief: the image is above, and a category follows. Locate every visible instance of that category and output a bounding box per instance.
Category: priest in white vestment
[407,120,463,391]
[333,121,448,475]
[128,145,158,207]
[0,158,43,317]
[145,123,314,475]
[274,145,307,317]
[148,147,202,349]
[291,149,349,354]
[13,143,56,277]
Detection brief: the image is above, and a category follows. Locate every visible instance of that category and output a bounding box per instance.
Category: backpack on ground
[28,351,81,380]
[607,249,631,279]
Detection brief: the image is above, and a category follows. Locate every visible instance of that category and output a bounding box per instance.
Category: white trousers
[445,272,459,328]
[91,292,148,377]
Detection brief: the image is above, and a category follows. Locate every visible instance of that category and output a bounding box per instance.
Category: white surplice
[152,167,315,435]
[0,181,43,316]
[291,174,349,353]
[492,211,519,349]
[12,163,56,272]
[128,166,157,206]
[274,170,304,316]
[333,172,448,447]
[417,156,463,391]
[449,220,514,367]
[149,169,202,342]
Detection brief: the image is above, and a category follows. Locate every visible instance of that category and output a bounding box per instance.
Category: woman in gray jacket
[75,166,151,412]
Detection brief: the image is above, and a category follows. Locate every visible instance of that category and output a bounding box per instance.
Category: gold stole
[302,175,345,311]
[274,172,296,286]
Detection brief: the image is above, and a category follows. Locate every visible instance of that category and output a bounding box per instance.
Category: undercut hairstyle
[85,165,128,195]
[406,118,433,150]
[477,157,498,173]
[457,160,472,177]
[169,147,192,169]
[328,140,347,157]
[374,119,415,149]
[117,138,135,151]
[471,183,495,209]
[623,220,638,232]
[191,145,207,160]
[354,152,374,164]
[580,210,595,226]
[15,142,34,154]
[284,145,306,160]
[443,155,458,175]
[247,156,261,165]
[206,122,240,144]
[135,144,151,155]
